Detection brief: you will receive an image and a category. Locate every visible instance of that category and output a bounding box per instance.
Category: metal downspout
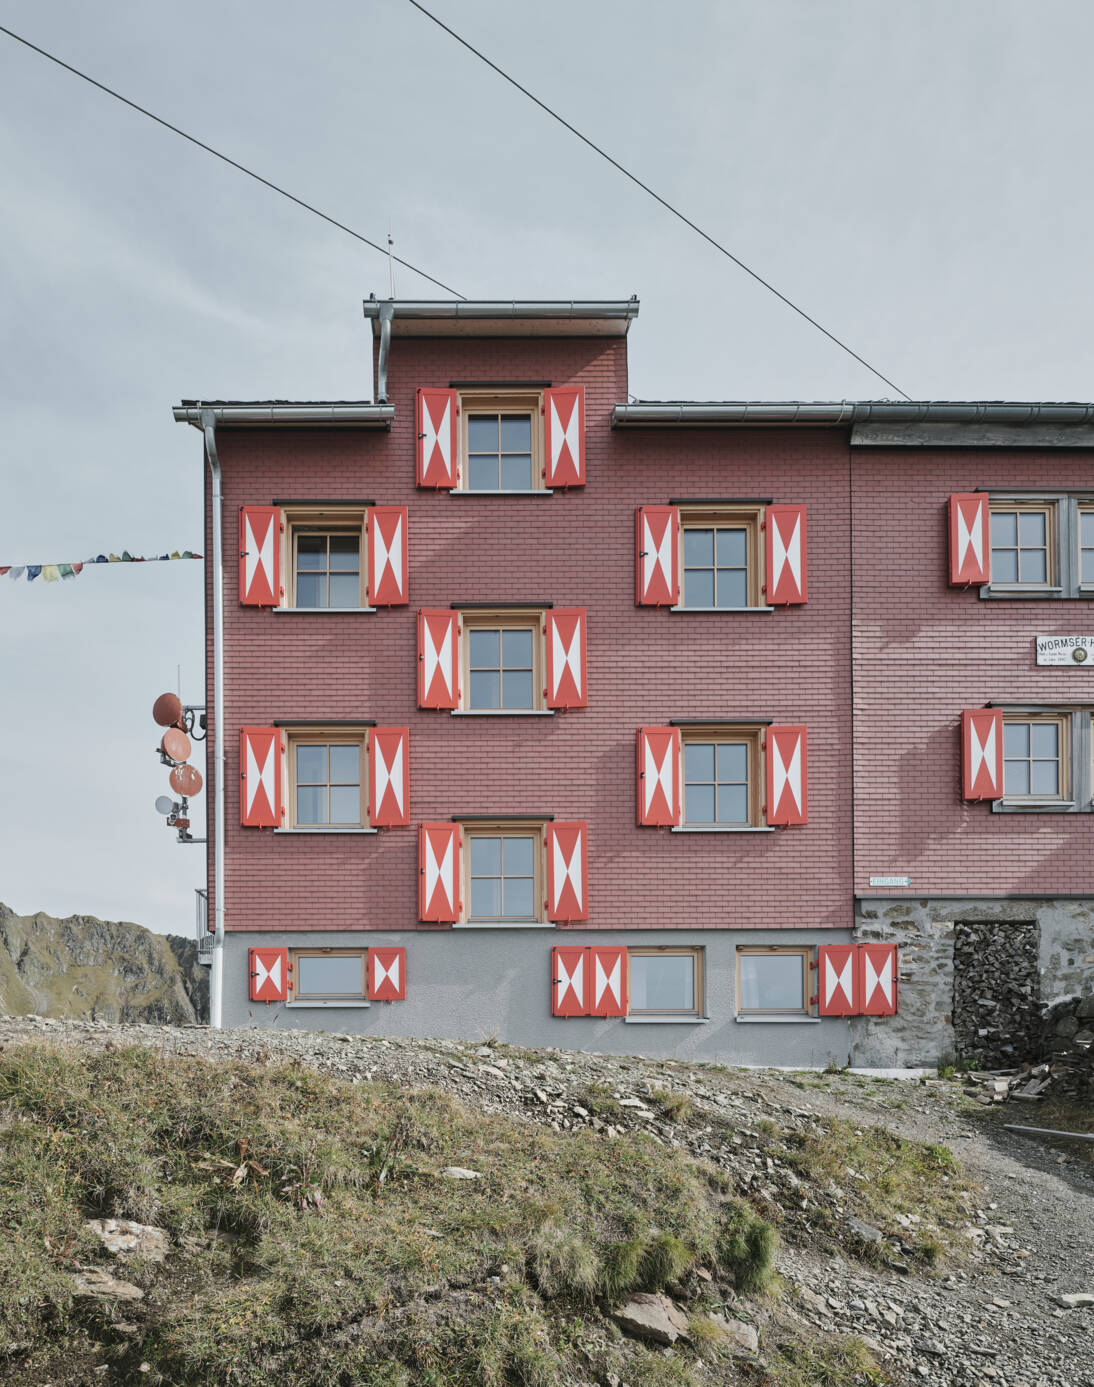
[201,408,226,1029]
[376,301,394,403]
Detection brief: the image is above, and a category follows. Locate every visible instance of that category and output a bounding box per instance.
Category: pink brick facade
[184,301,1093,1061]
[204,331,853,936]
[852,452,1094,898]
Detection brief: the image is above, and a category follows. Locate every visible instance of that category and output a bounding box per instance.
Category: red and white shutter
[546,821,588,923]
[949,493,991,586]
[417,388,458,488]
[368,727,409,828]
[816,945,857,1016]
[551,945,589,1016]
[590,946,628,1017]
[239,506,280,606]
[858,943,899,1016]
[637,726,680,826]
[544,386,585,487]
[545,609,587,709]
[367,506,408,606]
[368,946,406,1001]
[418,822,460,922]
[248,947,288,1003]
[240,727,283,827]
[636,506,679,606]
[417,610,460,709]
[765,725,808,826]
[764,505,807,604]
[962,708,1003,800]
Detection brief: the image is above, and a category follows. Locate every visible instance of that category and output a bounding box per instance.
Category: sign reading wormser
[1035,635,1094,666]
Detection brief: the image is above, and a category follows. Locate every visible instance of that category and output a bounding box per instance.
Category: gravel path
[2,1015,1092,1386]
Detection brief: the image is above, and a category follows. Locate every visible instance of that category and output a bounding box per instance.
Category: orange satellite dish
[169,763,203,796]
[153,692,184,728]
[160,728,192,762]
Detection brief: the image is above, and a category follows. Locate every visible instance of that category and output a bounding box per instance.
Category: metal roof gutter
[612,401,1094,427]
[363,298,639,326]
[173,403,394,427]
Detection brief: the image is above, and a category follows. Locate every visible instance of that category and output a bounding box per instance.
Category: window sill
[624,1015,709,1025]
[271,606,377,614]
[992,799,1080,814]
[671,825,775,834]
[450,709,555,717]
[670,605,775,614]
[287,999,370,1008]
[273,827,378,835]
[453,920,555,929]
[735,1015,821,1024]
[448,488,554,497]
[978,586,1065,600]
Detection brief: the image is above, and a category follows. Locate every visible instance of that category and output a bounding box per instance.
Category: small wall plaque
[1036,635,1094,666]
[868,875,911,887]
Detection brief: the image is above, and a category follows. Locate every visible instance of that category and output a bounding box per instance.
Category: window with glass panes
[294,530,361,608]
[290,949,367,1000]
[466,412,535,491]
[292,740,364,826]
[466,626,536,710]
[1080,508,1094,587]
[468,833,538,920]
[683,738,754,826]
[737,948,811,1016]
[1003,717,1066,799]
[989,506,1052,586]
[682,526,749,607]
[629,949,703,1017]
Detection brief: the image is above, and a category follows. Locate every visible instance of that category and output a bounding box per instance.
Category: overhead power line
[0,23,464,299]
[406,0,910,400]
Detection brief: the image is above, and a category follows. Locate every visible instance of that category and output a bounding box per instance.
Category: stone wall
[850,898,1094,1069]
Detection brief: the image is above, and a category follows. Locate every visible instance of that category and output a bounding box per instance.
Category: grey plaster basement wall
[223,930,853,1068]
[850,897,1094,1068]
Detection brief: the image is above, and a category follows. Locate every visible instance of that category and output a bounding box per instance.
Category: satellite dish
[160,728,192,762]
[170,763,203,796]
[155,795,176,816]
[153,692,184,727]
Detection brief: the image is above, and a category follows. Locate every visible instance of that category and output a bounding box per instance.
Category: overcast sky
[2,1,1092,936]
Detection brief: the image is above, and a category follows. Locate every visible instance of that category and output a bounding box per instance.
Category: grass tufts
[716,1200,777,1294]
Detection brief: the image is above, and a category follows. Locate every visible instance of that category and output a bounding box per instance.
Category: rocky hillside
[0,902,207,1024]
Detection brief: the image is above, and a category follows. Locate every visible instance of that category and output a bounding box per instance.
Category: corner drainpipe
[376,301,394,402]
[201,408,226,1029]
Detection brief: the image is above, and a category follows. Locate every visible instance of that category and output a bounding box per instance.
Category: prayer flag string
[0,551,202,582]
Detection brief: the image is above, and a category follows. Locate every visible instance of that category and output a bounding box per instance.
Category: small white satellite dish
[155,795,176,816]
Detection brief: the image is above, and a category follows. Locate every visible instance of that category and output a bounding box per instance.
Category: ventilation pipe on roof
[201,408,227,1029]
[376,301,394,403]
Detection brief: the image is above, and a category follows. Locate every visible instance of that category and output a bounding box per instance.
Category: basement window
[289,948,368,1003]
[736,946,814,1018]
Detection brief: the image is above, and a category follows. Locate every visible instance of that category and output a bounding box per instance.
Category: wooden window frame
[281,505,368,610]
[736,945,814,1017]
[627,946,704,1018]
[1001,712,1070,804]
[288,946,368,1002]
[677,505,763,609]
[458,608,546,713]
[458,390,545,493]
[679,723,764,828]
[460,819,547,926]
[283,726,369,830]
[987,500,1057,590]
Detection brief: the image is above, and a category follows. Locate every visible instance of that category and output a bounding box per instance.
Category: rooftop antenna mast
[387,221,396,299]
